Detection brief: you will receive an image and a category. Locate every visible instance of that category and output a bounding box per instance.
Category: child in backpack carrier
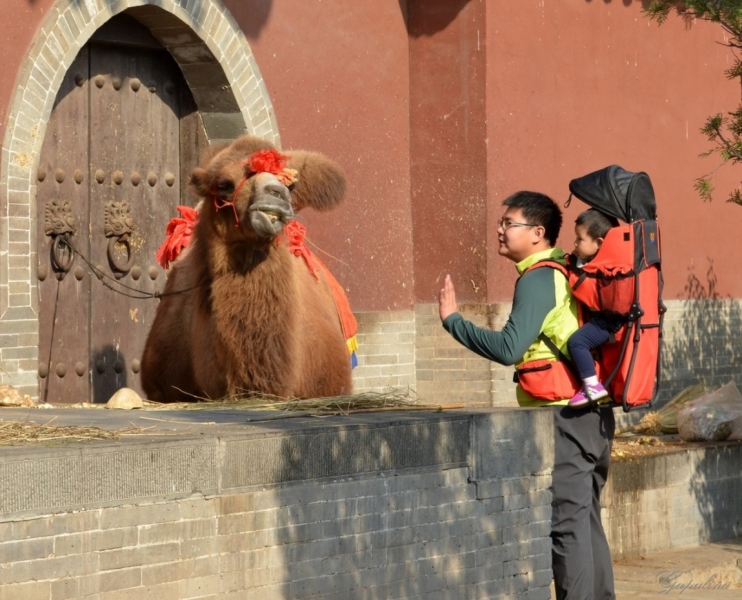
[567,209,623,408]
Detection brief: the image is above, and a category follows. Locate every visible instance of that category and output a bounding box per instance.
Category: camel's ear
[284,151,346,212]
[189,167,210,198]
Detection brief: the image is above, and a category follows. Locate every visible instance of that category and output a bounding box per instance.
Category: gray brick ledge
[0,408,564,519]
[0,412,475,519]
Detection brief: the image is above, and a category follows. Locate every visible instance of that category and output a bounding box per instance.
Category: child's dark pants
[568,320,612,379]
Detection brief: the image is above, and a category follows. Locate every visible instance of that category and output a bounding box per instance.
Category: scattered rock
[106,388,143,410]
[0,385,36,407]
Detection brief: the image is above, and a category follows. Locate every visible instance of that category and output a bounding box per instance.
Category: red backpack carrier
[566,166,665,412]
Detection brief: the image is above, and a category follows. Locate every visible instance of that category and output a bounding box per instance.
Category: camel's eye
[270,189,282,198]
[216,179,234,195]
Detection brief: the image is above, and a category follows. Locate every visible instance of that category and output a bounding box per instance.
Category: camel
[140,135,353,402]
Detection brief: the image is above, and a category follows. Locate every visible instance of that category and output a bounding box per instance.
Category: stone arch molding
[0,0,279,393]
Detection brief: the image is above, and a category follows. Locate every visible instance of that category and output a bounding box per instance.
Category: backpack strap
[522,257,570,279]
[537,332,581,380]
[522,258,581,379]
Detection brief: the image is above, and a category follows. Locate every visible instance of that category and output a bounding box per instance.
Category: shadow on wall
[91,344,128,404]
[690,444,742,546]
[662,262,742,544]
[197,409,552,598]
[659,259,742,405]
[583,0,652,6]
[271,418,474,598]
[400,0,472,38]
[223,0,273,40]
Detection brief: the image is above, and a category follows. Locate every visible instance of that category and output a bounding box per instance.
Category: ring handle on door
[107,234,134,273]
[104,201,135,274]
[44,200,77,275]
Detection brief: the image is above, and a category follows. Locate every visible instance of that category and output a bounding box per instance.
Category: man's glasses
[497,218,537,231]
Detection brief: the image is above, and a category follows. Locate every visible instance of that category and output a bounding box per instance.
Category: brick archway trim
[0,0,279,394]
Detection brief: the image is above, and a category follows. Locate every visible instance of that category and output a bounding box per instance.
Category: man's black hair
[502,191,562,246]
[575,209,618,240]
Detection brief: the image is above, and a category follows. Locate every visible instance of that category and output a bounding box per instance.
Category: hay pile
[146,389,463,416]
[617,383,707,436]
[0,420,142,446]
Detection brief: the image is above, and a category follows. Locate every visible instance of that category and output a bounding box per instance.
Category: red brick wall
[2,1,741,311]
[228,0,414,311]
[485,3,741,302]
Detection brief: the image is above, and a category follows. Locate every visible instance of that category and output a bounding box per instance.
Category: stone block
[0,538,54,564]
[139,518,215,545]
[189,85,241,113]
[97,542,180,571]
[217,531,267,554]
[219,548,269,574]
[178,574,220,598]
[51,577,79,600]
[200,112,246,141]
[8,511,100,539]
[96,581,180,600]
[177,497,218,520]
[101,503,180,530]
[471,409,554,480]
[12,553,97,584]
[77,567,142,596]
[218,493,256,516]
[181,536,217,560]
[0,580,51,600]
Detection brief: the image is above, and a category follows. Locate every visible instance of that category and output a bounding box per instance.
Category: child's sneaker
[569,382,609,409]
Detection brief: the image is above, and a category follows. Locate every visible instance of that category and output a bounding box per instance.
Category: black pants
[551,405,616,600]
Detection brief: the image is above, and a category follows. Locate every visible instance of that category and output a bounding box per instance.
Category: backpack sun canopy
[568,164,656,223]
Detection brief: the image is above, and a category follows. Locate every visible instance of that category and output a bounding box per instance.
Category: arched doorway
[0,0,279,400]
[36,14,206,403]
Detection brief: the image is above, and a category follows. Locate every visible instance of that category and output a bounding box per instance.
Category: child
[567,209,622,408]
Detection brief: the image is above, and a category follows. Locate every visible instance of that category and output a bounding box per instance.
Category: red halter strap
[211,149,297,228]
[213,176,249,227]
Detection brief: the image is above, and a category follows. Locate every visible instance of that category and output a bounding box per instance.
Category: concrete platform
[1,406,741,598]
[613,537,742,598]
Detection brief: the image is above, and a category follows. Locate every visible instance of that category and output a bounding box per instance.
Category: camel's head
[190,136,346,245]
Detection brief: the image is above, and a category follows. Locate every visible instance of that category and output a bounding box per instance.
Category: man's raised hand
[439,274,458,322]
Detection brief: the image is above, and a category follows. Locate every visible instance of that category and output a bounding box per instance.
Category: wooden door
[36,48,92,404]
[37,22,205,403]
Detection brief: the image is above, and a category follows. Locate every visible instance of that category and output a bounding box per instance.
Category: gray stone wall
[0,408,740,597]
[603,442,742,560]
[351,311,417,393]
[660,298,742,403]
[0,409,554,599]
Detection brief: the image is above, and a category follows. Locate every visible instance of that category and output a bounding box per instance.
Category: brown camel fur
[140,135,352,402]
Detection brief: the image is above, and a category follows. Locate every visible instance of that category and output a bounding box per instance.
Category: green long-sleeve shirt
[442,267,556,366]
[441,247,578,407]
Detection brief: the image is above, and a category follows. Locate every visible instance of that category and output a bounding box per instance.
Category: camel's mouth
[248,203,294,239]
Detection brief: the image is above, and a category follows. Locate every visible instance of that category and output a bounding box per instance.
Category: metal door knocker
[44,200,77,274]
[104,201,135,274]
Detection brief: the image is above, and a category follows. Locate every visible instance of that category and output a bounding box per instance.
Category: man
[438,191,615,600]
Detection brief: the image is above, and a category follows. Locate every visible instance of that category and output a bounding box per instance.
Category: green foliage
[645,1,742,203]
[694,177,714,201]
[724,59,742,80]
[645,2,742,35]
